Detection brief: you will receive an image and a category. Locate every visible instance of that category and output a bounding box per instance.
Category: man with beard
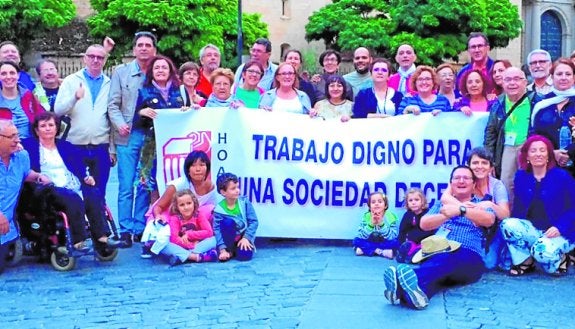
[196,44,221,96]
[389,44,417,96]
[234,38,277,91]
[344,47,373,97]
[456,32,494,95]
[526,49,553,96]
[0,41,35,91]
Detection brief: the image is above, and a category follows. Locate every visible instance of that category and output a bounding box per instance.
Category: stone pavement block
[306,294,382,312]
[314,279,383,296]
[270,317,299,328]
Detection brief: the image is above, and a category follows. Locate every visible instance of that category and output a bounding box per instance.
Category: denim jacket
[132,84,184,134]
[213,196,259,249]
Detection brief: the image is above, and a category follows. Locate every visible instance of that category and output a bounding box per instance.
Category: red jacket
[19,87,46,122]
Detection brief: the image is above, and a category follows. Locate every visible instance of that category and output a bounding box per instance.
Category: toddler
[353,192,398,258]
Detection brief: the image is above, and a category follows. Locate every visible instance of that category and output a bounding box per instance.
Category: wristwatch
[459,206,467,216]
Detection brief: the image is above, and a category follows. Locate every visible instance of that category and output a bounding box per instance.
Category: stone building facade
[72,0,575,66]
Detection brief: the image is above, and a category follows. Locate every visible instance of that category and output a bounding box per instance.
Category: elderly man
[388,44,417,95]
[311,49,354,101]
[33,59,60,112]
[108,31,157,247]
[526,49,553,96]
[456,32,494,94]
[484,67,540,205]
[0,41,35,91]
[54,45,112,202]
[234,38,277,90]
[383,165,495,309]
[196,44,221,96]
[0,115,50,274]
[343,47,373,96]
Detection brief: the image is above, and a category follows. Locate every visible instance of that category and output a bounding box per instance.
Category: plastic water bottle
[559,125,573,166]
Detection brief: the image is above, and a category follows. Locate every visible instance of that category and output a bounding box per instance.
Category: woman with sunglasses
[352,58,403,119]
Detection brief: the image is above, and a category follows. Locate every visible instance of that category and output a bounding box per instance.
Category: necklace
[375,87,390,114]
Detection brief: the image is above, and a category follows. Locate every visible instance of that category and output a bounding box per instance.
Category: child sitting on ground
[395,188,435,263]
[353,192,399,258]
[213,172,259,262]
[143,189,218,266]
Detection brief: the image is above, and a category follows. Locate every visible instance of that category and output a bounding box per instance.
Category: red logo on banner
[161,131,212,184]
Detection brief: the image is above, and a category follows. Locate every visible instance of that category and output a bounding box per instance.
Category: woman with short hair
[397,66,452,116]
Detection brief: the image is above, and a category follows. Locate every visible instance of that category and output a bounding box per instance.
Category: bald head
[353,47,371,74]
[395,44,417,70]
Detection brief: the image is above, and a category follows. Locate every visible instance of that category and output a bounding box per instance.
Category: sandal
[554,254,570,276]
[509,258,535,276]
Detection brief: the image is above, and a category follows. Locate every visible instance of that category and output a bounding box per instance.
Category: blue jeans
[219,218,253,261]
[116,129,149,235]
[398,247,484,308]
[353,237,399,256]
[75,143,111,200]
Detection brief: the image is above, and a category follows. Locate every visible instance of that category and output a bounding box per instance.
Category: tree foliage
[305,0,522,65]
[88,0,268,68]
[0,0,76,55]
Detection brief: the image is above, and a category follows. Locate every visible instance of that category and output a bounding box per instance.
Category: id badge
[504,133,516,146]
[435,226,451,238]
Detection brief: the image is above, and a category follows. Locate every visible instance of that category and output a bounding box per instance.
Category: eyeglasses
[439,73,454,78]
[278,72,296,77]
[323,57,338,63]
[503,77,525,83]
[451,175,473,182]
[372,67,388,73]
[0,132,19,141]
[529,60,549,66]
[245,69,262,76]
[468,44,486,50]
[85,54,106,61]
[40,67,57,74]
[416,77,433,82]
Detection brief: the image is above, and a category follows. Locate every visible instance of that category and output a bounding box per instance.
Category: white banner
[154,108,488,239]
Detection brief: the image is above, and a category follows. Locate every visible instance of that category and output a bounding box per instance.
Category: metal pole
[237,0,243,67]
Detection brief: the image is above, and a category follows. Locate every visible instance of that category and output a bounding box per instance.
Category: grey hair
[199,44,220,60]
[526,49,551,64]
[0,119,14,133]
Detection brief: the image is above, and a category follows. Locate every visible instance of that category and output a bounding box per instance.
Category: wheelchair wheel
[94,244,118,262]
[50,251,76,271]
[6,239,23,267]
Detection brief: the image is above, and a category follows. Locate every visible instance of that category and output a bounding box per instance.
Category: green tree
[88,0,268,68]
[305,0,522,65]
[0,0,76,55]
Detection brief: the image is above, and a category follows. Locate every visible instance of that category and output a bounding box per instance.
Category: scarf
[152,80,172,102]
[531,87,575,127]
[206,94,233,107]
[398,64,416,94]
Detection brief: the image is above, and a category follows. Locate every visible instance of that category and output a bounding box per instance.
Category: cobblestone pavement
[2,170,574,329]
[2,239,575,329]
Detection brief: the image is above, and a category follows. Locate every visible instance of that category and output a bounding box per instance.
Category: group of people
[0,30,575,313]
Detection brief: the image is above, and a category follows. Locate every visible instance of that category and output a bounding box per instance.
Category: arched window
[540,10,562,60]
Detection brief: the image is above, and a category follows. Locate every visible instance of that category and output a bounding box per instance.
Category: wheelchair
[6,183,120,271]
